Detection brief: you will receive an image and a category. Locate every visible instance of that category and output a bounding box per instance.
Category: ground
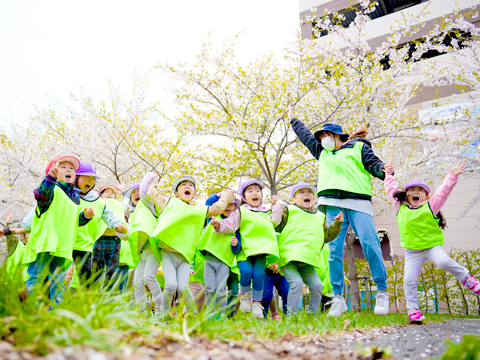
[1,316,479,360]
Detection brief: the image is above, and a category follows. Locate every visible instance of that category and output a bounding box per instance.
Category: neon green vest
[23,185,81,264]
[198,216,236,267]
[237,207,279,262]
[74,197,106,252]
[100,198,133,268]
[189,248,205,283]
[315,245,332,295]
[317,141,372,196]
[128,200,158,267]
[6,242,28,280]
[277,205,325,269]
[397,203,444,249]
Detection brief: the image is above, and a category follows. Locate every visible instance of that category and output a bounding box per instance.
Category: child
[22,156,95,303]
[198,194,240,315]
[97,185,133,291]
[142,173,235,316]
[74,163,128,285]
[210,179,281,319]
[3,213,28,281]
[276,182,343,316]
[384,161,480,323]
[261,259,289,318]
[128,182,162,313]
[123,183,140,220]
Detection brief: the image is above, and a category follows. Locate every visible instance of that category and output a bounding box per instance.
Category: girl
[289,105,389,317]
[74,162,127,285]
[384,162,480,324]
[98,185,133,291]
[275,182,343,316]
[23,156,95,303]
[210,179,281,319]
[123,183,140,220]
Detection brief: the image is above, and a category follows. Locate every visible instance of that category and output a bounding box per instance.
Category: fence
[349,248,480,315]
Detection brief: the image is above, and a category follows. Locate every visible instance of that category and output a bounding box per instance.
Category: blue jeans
[326,206,387,295]
[238,254,266,301]
[26,252,67,303]
[117,265,130,291]
[261,268,289,317]
[226,271,239,316]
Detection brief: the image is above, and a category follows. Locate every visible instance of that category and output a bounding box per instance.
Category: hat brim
[57,156,80,171]
[99,185,120,195]
[405,184,430,195]
[123,185,140,199]
[292,185,317,198]
[172,176,196,192]
[314,130,349,143]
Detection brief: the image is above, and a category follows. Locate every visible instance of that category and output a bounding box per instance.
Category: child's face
[131,188,140,206]
[406,186,427,206]
[244,184,262,207]
[57,161,76,183]
[223,203,236,217]
[175,180,196,202]
[101,188,117,199]
[292,188,315,210]
[77,175,96,193]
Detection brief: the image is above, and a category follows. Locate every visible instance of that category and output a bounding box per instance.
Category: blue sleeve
[361,141,386,180]
[205,194,221,223]
[230,230,242,254]
[290,117,323,159]
[79,212,91,227]
[34,175,57,216]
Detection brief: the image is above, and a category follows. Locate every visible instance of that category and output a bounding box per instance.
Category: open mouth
[304,197,311,204]
[84,185,90,191]
[412,196,419,202]
[65,174,72,181]
[252,197,259,202]
[185,190,191,196]
[134,195,140,202]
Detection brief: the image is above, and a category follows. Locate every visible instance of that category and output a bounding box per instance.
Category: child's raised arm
[429,162,465,215]
[268,195,283,227]
[143,172,168,214]
[210,208,240,234]
[383,161,401,204]
[206,190,235,218]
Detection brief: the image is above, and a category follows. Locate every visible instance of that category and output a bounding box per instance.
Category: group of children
[2,150,480,323]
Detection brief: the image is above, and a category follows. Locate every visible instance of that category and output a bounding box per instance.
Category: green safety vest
[74,196,106,252]
[397,202,444,249]
[277,205,325,269]
[100,198,133,268]
[6,241,28,281]
[189,248,205,283]
[128,201,158,267]
[315,245,332,295]
[237,207,279,262]
[317,141,373,196]
[150,197,208,263]
[198,216,236,268]
[23,185,81,264]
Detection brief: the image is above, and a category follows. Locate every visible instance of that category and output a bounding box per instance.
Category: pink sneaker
[408,309,426,324]
[463,275,480,295]
[270,313,282,320]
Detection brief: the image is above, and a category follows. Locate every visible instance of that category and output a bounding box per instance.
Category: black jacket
[291,117,385,201]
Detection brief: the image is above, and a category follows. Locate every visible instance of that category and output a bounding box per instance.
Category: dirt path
[1,318,478,360]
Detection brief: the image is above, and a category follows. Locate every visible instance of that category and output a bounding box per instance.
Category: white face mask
[321,136,336,151]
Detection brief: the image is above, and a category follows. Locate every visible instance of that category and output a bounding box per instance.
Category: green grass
[0,265,473,356]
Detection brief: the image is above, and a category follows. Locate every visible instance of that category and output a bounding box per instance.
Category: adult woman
[289,106,389,316]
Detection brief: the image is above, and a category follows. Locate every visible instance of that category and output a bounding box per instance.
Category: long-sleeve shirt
[275,205,342,243]
[34,175,90,226]
[143,173,235,218]
[384,173,458,216]
[215,202,283,235]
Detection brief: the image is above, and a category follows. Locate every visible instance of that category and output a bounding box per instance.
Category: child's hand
[230,236,238,246]
[288,104,294,121]
[270,263,281,274]
[124,212,130,221]
[84,208,95,219]
[5,212,12,224]
[383,160,394,175]
[48,161,59,178]
[335,211,344,222]
[272,195,280,206]
[190,271,196,276]
[448,162,467,176]
[115,224,128,234]
[210,217,220,229]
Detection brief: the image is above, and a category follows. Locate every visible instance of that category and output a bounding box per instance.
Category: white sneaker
[240,292,252,313]
[326,297,348,317]
[374,293,389,315]
[252,302,264,319]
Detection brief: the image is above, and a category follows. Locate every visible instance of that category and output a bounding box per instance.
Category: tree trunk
[345,226,361,312]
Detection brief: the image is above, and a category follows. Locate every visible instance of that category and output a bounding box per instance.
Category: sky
[0,1,300,123]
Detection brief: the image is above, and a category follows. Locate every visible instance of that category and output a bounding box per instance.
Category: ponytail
[348,124,369,139]
[394,190,447,230]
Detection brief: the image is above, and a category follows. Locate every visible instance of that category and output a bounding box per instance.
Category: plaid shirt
[34,175,90,225]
